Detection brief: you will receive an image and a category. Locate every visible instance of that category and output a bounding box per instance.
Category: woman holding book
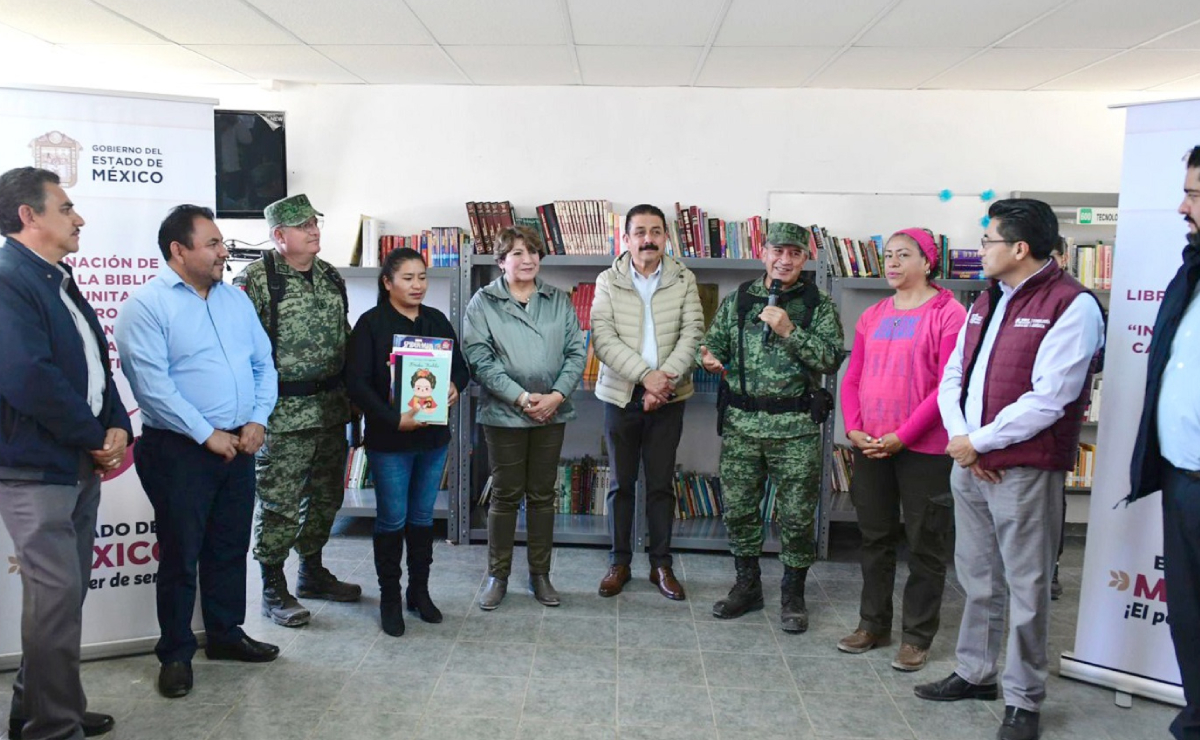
[347,247,470,637]
[838,227,967,671]
[463,225,587,610]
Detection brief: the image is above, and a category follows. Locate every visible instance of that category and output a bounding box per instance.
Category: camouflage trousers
[253,424,348,565]
[720,430,821,570]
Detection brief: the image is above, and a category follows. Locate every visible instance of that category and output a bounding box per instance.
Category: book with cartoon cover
[390,334,453,425]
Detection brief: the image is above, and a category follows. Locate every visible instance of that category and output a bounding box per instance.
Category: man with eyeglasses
[917,199,1104,740]
[236,194,359,628]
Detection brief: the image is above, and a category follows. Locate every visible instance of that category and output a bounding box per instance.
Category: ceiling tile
[404,0,566,45]
[1144,20,1200,49]
[1038,49,1200,90]
[444,46,577,85]
[315,46,465,84]
[60,44,253,84]
[244,0,430,45]
[1146,72,1200,93]
[92,0,297,44]
[715,0,896,47]
[856,0,1064,48]
[568,0,727,46]
[0,0,163,43]
[807,47,976,88]
[1000,0,1200,49]
[187,45,362,83]
[922,48,1113,90]
[577,46,701,86]
[695,47,838,87]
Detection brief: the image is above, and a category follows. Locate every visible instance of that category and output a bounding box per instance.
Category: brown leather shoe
[836,628,891,654]
[650,565,685,601]
[598,565,631,597]
[891,643,929,672]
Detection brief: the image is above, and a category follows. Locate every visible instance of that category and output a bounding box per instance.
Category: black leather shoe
[998,706,1040,740]
[158,661,193,698]
[913,672,999,701]
[204,635,279,663]
[9,711,115,739]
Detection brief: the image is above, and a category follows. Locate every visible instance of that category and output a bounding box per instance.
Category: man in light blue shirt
[115,205,278,700]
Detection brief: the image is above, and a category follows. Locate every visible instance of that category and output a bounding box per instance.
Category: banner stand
[1061,653,1185,707]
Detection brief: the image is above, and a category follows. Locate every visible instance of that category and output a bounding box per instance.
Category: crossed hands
[641,369,677,412]
[89,427,129,473]
[846,430,904,459]
[203,422,266,462]
[946,434,1004,483]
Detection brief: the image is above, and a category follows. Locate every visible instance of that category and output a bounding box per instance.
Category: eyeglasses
[296,217,323,233]
[979,237,1011,249]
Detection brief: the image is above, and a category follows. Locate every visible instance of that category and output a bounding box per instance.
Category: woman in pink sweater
[837,227,967,672]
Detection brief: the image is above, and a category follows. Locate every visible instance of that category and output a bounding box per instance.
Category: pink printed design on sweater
[840,288,967,455]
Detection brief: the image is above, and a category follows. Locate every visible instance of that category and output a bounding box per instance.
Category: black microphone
[763,279,782,346]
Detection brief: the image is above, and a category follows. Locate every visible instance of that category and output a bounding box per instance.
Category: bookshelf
[458,246,800,554]
[335,264,465,543]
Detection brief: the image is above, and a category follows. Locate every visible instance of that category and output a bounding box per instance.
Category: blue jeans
[369,445,449,532]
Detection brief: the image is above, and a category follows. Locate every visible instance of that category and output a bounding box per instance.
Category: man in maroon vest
[916,199,1105,740]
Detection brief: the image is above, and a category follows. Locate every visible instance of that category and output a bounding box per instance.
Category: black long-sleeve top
[347,302,470,452]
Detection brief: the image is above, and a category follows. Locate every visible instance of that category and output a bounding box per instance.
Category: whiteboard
[768,191,993,249]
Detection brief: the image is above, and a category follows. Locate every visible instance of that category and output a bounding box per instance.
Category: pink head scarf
[892,228,939,274]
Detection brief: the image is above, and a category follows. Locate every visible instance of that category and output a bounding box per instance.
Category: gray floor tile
[531,644,617,682]
[523,678,616,725]
[703,650,792,689]
[416,714,520,740]
[802,692,914,739]
[79,655,159,700]
[240,665,351,710]
[709,687,806,729]
[695,621,780,654]
[315,710,422,739]
[117,698,233,740]
[617,592,694,620]
[539,614,619,647]
[520,720,618,740]
[617,681,715,727]
[617,617,700,651]
[460,613,543,643]
[209,703,325,740]
[430,673,526,720]
[623,726,719,740]
[332,669,438,714]
[278,631,373,670]
[893,695,1002,740]
[358,635,455,673]
[618,648,706,687]
[446,641,536,677]
[184,663,270,704]
[787,655,885,693]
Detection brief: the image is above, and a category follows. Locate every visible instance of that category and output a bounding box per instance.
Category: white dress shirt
[1157,283,1200,471]
[938,262,1106,454]
[630,260,662,371]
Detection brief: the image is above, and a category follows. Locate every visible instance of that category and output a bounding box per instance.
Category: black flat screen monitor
[214,110,287,219]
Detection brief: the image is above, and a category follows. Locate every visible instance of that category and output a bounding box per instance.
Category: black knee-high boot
[373,529,405,636]
[405,526,442,623]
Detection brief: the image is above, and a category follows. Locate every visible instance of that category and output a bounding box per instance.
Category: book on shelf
[377,228,465,269]
[1068,443,1097,489]
[465,201,516,255]
[670,203,767,259]
[554,456,609,515]
[356,216,383,268]
[1083,375,1102,423]
[344,446,373,489]
[1063,238,1113,290]
[691,368,722,394]
[390,334,455,426]
[672,471,778,522]
[814,226,963,280]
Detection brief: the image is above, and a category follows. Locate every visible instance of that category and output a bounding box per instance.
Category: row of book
[557,457,609,516]
[355,217,466,268]
[1065,239,1113,290]
[1068,443,1097,489]
[668,204,769,260]
[464,201,516,255]
[345,446,374,489]
[1083,375,1102,423]
[815,227,981,280]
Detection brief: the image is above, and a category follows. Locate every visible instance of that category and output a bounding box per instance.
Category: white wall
[203,85,1142,261]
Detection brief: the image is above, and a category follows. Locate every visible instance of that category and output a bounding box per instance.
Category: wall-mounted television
[214,110,287,219]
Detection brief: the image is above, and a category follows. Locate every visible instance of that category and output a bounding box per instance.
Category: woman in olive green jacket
[463,225,586,611]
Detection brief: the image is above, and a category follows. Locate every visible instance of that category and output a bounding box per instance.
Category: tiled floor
[1,524,1179,740]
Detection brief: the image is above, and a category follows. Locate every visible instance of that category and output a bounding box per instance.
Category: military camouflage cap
[265,194,323,228]
[766,222,811,248]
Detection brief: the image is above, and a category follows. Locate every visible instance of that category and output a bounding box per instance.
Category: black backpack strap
[326,263,349,317]
[263,250,286,369]
[734,279,758,397]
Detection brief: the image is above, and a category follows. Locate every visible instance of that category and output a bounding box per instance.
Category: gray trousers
[950,464,1064,712]
[0,454,99,740]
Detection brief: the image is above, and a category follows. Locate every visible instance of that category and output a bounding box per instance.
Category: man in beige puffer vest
[591,204,705,601]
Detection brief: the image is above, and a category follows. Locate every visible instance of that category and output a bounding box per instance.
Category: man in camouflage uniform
[237,194,360,627]
[699,222,845,633]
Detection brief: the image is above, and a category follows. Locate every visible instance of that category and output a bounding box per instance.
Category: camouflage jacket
[239,254,350,433]
[702,274,845,439]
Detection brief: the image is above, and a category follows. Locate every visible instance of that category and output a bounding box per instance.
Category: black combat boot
[712,556,764,619]
[405,525,443,623]
[260,562,310,627]
[298,550,362,602]
[374,530,405,636]
[780,565,809,633]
